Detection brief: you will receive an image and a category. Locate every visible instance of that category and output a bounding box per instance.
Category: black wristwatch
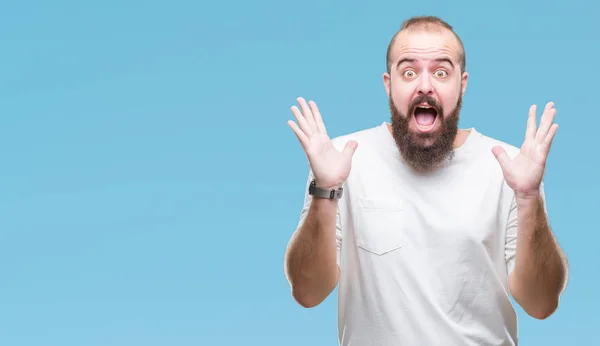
[308,179,343,200]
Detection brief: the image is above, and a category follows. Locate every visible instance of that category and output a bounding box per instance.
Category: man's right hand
[287,97,358,189]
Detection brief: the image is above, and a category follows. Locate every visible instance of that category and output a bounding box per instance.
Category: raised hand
[492,102,559,200]
[288,97,358,188]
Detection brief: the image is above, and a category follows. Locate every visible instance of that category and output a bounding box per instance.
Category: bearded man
[283,15,569,346]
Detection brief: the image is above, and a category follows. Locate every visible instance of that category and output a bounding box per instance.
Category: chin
[409,118,443,146]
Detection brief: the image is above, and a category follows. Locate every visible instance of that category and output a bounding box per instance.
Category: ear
[460,71,469,97]
[383,72,391,97]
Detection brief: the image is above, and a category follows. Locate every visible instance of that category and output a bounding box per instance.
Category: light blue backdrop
[1,0,597,345]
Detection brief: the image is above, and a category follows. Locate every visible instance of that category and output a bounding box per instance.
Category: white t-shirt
[295,122,546,346]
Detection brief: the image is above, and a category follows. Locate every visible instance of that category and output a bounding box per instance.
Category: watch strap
[308,179,343,200]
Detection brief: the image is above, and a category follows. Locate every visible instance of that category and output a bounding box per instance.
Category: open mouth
[413,104,438,132]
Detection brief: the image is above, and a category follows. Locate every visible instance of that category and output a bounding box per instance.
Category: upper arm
[504,196,518,277]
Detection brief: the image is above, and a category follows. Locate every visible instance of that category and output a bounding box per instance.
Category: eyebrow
[396,57,455,69]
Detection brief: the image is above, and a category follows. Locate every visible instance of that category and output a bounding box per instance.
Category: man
[283,16,569,345]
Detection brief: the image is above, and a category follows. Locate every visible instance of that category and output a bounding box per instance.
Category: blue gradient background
[1,0,597,345]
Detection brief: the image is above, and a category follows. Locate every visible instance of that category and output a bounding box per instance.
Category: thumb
[492,146,510,170]
[343,140,358,158]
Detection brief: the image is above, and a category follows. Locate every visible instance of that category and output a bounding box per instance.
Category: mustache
[408,95,442,114]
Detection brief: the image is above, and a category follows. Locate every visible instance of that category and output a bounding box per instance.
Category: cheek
[391,88,413,112]
[439,86,462,110]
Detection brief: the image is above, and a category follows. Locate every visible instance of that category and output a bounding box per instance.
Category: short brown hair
[386,16,466,74]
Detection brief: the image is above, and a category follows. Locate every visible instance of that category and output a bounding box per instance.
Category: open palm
[287,97,358,188]
[492,102,559,199]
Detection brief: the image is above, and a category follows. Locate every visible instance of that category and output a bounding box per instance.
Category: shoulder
[330,123,388,153]
[468,129,522,191]
[471,129,522,161]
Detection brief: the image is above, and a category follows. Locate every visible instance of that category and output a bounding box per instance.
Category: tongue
[415,110,436,126]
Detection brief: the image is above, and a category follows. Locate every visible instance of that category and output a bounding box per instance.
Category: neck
[453,128,471,149]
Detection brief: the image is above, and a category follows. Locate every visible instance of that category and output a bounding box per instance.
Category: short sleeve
[505,182,548,276]
[296,170,343,267]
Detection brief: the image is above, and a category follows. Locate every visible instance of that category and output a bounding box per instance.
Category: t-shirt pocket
[356,198,404,256]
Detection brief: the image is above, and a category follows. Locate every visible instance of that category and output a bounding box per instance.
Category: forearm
[284,198,340,308]
[510,193,568,319]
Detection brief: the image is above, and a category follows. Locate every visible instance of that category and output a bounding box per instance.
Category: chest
[342,152,512,256]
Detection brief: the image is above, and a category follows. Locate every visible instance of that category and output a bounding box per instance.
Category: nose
[417,74,434,95]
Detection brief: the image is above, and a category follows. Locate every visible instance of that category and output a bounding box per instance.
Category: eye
[403,70,416,78]
[435,70,448,78]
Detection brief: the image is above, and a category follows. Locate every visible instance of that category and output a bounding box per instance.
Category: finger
[542,123,559,153]
[290,105,314,136]
[287,120,309,150]
[297,97,316,129]
[308,100,327,134]
[343,140,359,158]
[525,104,537,140]
[536,102,556,141]
[492,146,511,171]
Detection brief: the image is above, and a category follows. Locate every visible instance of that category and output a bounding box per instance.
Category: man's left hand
[492,102,559,200]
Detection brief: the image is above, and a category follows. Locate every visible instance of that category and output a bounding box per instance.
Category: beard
[389,91,462,173]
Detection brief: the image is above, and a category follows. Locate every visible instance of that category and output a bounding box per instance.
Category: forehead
[390,29,462,66]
